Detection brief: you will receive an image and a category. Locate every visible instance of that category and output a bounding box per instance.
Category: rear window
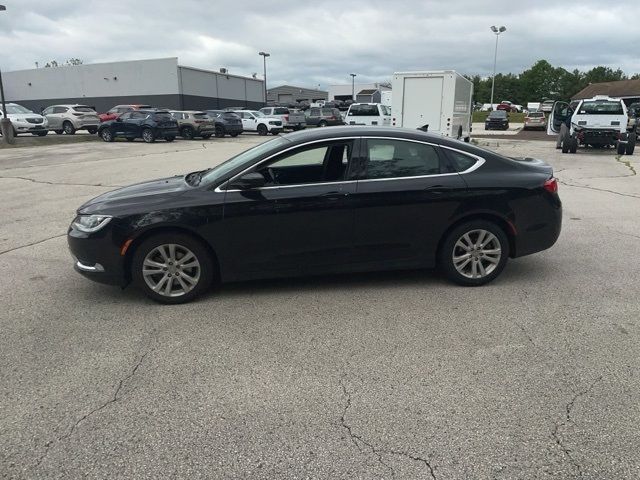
[73,106,95,113]
[153,112,173,121]
[194,113,208,119]
[321,108,337,115]
[578,101,624,115]
[274,108,289,114]
[349,105,380,116]
[528,112,544,118]
[445,149,478,172]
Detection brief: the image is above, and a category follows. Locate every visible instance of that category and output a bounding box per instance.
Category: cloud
[0,0,638,89]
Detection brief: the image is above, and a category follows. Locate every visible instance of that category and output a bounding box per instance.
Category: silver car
[42,104,100,135]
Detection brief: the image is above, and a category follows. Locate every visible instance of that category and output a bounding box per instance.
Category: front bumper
[13,122,48,133]
[68,228,127,286]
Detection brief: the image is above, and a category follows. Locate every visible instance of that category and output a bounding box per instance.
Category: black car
[485,110,509,130]
[205,110,244,137]
[68,127,562,303]
[98,110,179,143]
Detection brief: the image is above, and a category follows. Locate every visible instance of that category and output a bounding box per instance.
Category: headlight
[72,214,112,233]
[269,121,278,125]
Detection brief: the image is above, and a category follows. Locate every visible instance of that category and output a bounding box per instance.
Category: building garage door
[278,93,294,103]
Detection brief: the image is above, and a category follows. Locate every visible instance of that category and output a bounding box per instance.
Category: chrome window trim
[213,136,486,193]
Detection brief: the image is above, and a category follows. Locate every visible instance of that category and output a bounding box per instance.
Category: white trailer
[391,70,473,141]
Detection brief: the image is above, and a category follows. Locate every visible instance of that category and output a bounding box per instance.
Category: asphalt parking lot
[1,133,639,479]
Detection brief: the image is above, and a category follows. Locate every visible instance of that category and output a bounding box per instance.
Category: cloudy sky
[1,0,638,88]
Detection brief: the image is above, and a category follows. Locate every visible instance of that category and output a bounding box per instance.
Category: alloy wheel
[142,244,201,297]
[452,229,502,279]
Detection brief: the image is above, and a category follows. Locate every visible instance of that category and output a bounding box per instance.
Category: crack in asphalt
[33,341,157,470]
[615,155,637,176]
[551,376,603,477]
[339,378,436,479]
[0,175,121,188]
[557,179,640,199]
[0,234,66,256]
[516,290,537,348]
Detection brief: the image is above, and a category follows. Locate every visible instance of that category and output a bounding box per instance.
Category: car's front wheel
[439,220,509,286]
[132,233,214,304]
[215,126,225,138]
[257,124,268,136]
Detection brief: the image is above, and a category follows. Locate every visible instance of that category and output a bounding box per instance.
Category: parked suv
[205,110,244,137]
[345,103,391,126]
[259,106,306,130]
[98,109,178,143]
[43,104,100,135]
[0,103,48,136]
[99,104,152,122]
[484,110,509,130]
[170,111,215,139]
[523,111,547,130]
[233,110,283,135]
[305,107,344,127]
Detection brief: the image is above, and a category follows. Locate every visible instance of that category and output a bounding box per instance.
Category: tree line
[467,60,640,105]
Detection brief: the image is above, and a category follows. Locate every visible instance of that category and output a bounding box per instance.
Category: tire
[142,128,155,143]
[230,133,239,137]
[214,126,225,138]
[457,126,463,140]
[201,134,212,140]
[257,124,268,136]
[463,136,470,143]
[439,220,509,286]
[181,126,195,140]
[318,120,328,128]
[126,137,135,142]
[100,128,114,142]
[617,141,626,155]
[561,132,570,153]
[63,121,76,135]
[87,127,97,134]
[54,130,64,135]
[34,131,48,137]
[131,233,214,304]
[625,135,635,155]
[569,136,578,154]
[165,136,175,142]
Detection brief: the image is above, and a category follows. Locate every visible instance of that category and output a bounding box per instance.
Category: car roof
[51,104,94,108]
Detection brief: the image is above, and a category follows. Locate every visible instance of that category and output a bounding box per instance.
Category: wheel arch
[123,225,220,284]
[436,212,517,262]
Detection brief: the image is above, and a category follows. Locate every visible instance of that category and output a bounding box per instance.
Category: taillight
[328,116,335,120]
[73,112,83,116]
[543,178,558,194]
[284,115,289,122]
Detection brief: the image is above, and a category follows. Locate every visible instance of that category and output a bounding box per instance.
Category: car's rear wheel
[257,124,268,136]
[457,126,463,140]
[132,233,214,304]
[100,129,114,142]
[230,132,240,137]
[63,121,76,135]
[215,126,225,138]
[54,130,64,135]
[181,126,195,140]
[561,132,571,153]
[318,120,328,128]
[617,141,626,155]
[34,131,48,136]
[625,135,635,155]
[142,128,155,143]
[569,136,578,153]
[202,134,212,139]
[439,220,509,286]
[165,136,175,142]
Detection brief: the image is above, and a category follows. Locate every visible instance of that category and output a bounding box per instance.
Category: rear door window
[363,139,442,179]
[443,149,478,173]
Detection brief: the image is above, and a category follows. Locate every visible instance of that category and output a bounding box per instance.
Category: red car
[99,104,152,122]
[496,102,517,113]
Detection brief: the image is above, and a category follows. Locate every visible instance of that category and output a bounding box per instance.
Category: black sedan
[98,109,179,143]
[68,127,562,303]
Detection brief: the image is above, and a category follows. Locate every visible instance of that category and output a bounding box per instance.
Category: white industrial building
[3,57,265,113]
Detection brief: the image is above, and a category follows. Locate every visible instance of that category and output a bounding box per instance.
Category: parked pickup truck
[259,107,306,130]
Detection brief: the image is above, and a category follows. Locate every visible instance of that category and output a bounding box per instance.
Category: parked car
[305,107,344,127]
[205,110,244,137]
[523,111,547,130]
[232,110,283,135]
[99,104,152,123]
[0,103,48,136]
[484,110,509,130]
[345,103,391,126]
[170,110,215,139]
[540,100,555,113]
[627,102,640,134]
[42,104,100,135]
[68,126,562,304]
[259,106,307,131]
[496,101,516,113]
[97,109,178,143]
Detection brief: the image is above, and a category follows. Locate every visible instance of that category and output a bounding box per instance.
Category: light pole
[350,73,356,101]
[489,25,506,110]
[0,4,14,144]
[259,51,270,105]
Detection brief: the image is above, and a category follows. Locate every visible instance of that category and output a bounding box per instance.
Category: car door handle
[321,191,348,200]
[424,185,450,194]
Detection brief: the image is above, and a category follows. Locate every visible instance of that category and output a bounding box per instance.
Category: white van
[345,103,391,126]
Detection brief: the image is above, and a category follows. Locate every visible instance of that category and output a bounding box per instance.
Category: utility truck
[547,96,635,155]
[391,70,473,141]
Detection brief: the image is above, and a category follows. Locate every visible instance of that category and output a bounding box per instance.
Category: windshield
[489,111,507,118]
[577,101,624,115]
[201,137,289,185]
[6,104,34,115]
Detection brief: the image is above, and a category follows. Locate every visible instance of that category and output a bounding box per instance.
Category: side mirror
[229,172,266,190]
[115,117,122,122]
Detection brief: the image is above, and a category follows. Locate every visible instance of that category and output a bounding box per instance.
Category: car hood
[78,175,188,214]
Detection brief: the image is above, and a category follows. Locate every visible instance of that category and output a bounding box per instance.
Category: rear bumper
[155,127,179,137]
[513,195,562,258]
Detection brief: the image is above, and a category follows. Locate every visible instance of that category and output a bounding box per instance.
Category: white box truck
[391,70,473,141]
